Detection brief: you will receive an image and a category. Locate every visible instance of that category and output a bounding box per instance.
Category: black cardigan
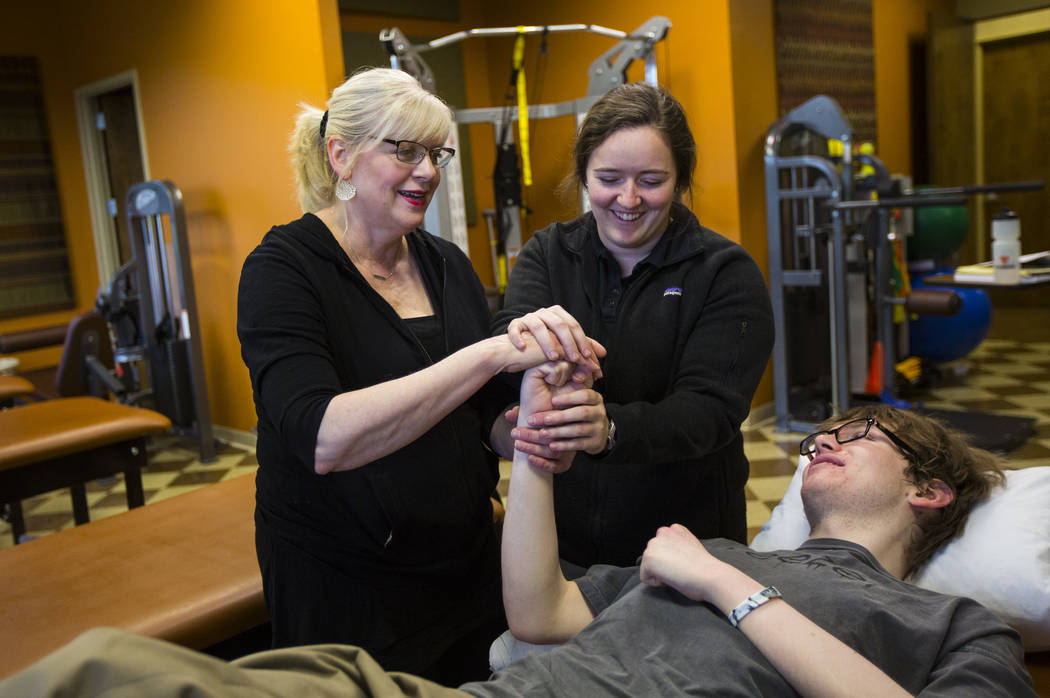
[238,213,508,582]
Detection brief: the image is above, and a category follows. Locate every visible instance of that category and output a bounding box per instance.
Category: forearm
[711,569,912,698]
[501,444,591,642]
[315,336,534,473]
[501,369,593,642]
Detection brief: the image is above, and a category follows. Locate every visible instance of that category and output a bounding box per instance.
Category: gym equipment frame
[765,95,1043,433]
[124,180,216,461]
[380,17,671,285]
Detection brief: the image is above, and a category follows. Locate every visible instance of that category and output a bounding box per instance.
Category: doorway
[74,71,149,288]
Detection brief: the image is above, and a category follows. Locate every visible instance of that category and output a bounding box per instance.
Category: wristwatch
[600,418,616,455]
[727,586,782,627]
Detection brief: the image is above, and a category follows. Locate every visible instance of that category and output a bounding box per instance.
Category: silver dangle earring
[336,179,356,201]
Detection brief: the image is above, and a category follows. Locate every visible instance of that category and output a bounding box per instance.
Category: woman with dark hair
[237,67,600,684]
[494,82,775,570]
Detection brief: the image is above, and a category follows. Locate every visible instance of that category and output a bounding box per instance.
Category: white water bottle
[992,208,1021,284]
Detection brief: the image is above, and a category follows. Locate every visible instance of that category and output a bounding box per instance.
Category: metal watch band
[727,586,782,628]
[600,418,616,456]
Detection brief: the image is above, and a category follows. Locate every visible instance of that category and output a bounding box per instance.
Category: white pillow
[750,458,1050,650]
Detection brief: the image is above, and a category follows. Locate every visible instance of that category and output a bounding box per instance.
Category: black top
[237,213,512,669]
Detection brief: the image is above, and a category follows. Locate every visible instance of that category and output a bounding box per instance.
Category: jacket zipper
[590,263,654,560]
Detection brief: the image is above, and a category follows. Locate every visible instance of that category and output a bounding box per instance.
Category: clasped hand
[507,306,610,470]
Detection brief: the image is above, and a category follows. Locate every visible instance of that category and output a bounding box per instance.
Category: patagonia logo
[663,287,683,297]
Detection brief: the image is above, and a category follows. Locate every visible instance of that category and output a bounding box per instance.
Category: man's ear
[910,479,953,511]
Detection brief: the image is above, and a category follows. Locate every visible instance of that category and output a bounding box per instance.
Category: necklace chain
[342,208,402,281]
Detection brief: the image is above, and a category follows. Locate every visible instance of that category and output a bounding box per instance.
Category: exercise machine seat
[54,311,117,398]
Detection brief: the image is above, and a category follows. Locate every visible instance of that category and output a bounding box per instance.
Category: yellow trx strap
[497,253,508,294]
[513,28,532,186]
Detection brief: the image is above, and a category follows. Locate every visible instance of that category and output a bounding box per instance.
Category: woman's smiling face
[585,126,676,264]
[347,138,441,236]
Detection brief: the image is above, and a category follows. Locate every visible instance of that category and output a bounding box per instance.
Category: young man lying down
[0,364,1036,697]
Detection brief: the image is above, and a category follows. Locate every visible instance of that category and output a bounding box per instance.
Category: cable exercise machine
[380,16,671,293]
[94,180,216,461]
[764,95,1043,433]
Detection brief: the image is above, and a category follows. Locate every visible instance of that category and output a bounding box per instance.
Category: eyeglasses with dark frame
[799,418,918,460]
[382,139,456,168]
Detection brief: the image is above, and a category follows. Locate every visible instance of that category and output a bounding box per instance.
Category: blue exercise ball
[908,271,992,363]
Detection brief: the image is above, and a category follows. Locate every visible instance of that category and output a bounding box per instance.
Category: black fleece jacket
[493,202,774,566]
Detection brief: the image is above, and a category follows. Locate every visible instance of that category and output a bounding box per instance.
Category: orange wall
[1,0,952,428]
[2,0,340,431]
[874,0,956,176]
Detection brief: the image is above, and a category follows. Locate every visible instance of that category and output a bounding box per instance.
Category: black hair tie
[319,110,329,139]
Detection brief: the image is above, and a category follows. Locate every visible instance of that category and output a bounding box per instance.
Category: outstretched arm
[316,333,562,474]
[640,525,911,698]
[501,363,597,644]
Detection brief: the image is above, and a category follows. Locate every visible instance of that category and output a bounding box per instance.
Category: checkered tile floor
[0,436,258,550]
[4,320,1049,551]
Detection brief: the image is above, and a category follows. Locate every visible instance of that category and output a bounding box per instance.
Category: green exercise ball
[908,193,969,262]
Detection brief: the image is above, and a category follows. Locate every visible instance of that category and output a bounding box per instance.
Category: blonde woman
[237,68,600,684]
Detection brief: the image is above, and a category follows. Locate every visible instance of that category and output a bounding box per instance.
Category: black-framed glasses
[800,418,918,460]
[382,139,456,168]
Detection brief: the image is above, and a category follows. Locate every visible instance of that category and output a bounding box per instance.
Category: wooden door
[95,86,145,265]
[982,32,1050,259]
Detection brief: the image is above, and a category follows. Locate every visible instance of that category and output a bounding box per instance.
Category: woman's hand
[507,305,606,371]
[515,361,598,473]
[492,333,547,374]
[494,331,602,384]
[510,385,610,459]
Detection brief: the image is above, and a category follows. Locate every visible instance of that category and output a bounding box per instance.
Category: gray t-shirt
[461,539,1034,697]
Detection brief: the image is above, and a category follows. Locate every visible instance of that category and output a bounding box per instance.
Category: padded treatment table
[0,473,265,680]
[0,397,171,543]
[0,375,35,405]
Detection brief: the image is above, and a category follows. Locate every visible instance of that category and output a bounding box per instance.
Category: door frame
[972,7,1050,254]
[74,70,151,287]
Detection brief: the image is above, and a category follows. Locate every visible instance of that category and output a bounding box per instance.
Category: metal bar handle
[918,180,1044,196]
[380,23,628,53]
[824,195,968,211]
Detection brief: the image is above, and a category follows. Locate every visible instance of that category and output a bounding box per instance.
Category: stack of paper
[953,251,1050,283]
